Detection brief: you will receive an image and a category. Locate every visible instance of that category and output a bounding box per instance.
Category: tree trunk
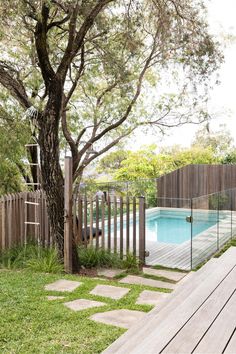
[38,80,80,272]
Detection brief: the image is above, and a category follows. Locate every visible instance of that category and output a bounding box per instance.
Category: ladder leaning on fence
[24,143,41,244]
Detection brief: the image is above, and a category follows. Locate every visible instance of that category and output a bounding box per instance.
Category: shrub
[0,243,63,273]
[122,253,140,270]
[78,246,122,269]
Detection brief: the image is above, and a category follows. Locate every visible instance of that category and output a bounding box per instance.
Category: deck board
[103,247,236,354]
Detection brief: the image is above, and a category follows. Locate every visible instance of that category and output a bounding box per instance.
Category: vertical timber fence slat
[89,199,93,245]
[126,196,130,254]
[139,196,146,265]
[120,196,123,259]
[84,196,87,247]
[133,197,136,256]
[114,196,117,253]
[64,156,73,273]
[101,195,105,248]
[107,195,111,251]
[96,195,99,249]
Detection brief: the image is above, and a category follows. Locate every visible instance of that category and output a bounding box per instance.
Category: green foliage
[78,246,123,269]
[122,253,140,270]
[0,244,63,273]
[0,100,31,195]
[97,150,129,175]
[191,125,235,159]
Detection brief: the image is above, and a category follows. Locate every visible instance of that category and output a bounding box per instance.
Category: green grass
[0,269,169,354]
[214,238,236,258]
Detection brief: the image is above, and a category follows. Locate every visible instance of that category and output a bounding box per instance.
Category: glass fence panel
[218,189,232,248]
[192,194,218,269]
[232,188,236,239]
[145,198,192,270]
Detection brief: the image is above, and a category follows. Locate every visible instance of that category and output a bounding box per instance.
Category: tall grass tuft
[0,243,63,273]
[78,246,123,269]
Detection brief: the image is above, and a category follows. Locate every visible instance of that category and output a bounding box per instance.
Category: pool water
[146,210,216,244]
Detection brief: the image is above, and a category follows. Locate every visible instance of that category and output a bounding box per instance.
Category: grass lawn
[0,269,170,354]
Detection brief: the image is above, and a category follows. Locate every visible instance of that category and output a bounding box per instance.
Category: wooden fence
[0,191,50,250]
[64,157,146,272]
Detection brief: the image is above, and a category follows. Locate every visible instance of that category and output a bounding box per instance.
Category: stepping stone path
[90,284,130,300]
[64,299,105,311]
[47,296,65,301]
[142,267,186,282]
[119,275,175,290]
[90,309,146,329]
[97,268,124,278]
[136,290,169,306]
[44,279,82,292]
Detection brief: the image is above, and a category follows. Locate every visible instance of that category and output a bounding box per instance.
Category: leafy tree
[97,150,129,175]
[191,125,235,158]
[162,145,219,167]
[0,0,222,268]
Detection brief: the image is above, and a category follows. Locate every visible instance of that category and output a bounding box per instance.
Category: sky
[130,0,236,150]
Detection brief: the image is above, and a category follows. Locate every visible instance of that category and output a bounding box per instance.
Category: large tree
[0,0,222,269]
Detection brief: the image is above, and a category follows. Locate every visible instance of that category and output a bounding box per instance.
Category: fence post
[64,156,73,273]
[139,196,146,265]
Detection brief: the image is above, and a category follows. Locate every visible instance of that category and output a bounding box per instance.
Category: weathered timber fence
[64,157,146,272]
[0,191,50,250]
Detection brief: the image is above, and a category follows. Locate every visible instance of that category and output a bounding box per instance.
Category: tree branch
[34,2,56,85]
[0,63,31,109]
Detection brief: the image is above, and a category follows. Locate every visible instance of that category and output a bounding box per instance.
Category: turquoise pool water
[146,210,216,244]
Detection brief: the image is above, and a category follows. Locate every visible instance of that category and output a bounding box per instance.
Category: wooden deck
[103,247,236,354]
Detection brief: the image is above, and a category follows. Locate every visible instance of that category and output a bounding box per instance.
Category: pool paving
[119,275,175,290]
[142,267,186,282]
[97,268,124,278]
[64,299,106,311]
[90,284,130,299]
[90,309,146,329]
[44,279,82,292]
[136,290,169,306]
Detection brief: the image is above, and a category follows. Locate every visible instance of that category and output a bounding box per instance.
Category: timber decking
[103,247,236,354]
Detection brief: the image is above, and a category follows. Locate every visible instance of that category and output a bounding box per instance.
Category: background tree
[0,0,222,269]
[191,124,235,158]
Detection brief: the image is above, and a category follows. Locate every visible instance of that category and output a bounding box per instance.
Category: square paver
[136,290,169,306]
[90,284,130,300]
[90,309,146,328]
[97,268,124,278]
[64,299,105,311]
[47,296,65,301]
[142,267,186,282]
[119,275,175,290]
[44,279,82,292]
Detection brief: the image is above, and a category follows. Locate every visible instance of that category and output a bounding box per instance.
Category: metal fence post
[139,196,146,265]
[64,156,73,273]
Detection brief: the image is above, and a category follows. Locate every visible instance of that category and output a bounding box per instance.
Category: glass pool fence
[148,188,236,270]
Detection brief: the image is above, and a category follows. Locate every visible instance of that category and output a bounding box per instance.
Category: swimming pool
[146,208,217,244]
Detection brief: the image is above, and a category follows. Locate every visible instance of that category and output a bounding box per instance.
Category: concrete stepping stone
[119,275,175,290]
[142,267,186,282]
[90,309,146,329]
[47,296,65,301]
[136,290,169,306]
[90,284,130,300]
[64,299,105,311]
[97,268,124,278]
[44,279,82,292]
